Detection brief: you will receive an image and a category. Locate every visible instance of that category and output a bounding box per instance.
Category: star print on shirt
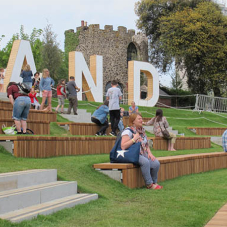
[117,150,128,158]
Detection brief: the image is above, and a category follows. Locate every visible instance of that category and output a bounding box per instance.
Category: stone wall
[65,24,148,93]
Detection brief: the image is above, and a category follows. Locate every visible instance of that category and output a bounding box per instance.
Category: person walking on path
[106,80,122,136]
[66,76,80,115]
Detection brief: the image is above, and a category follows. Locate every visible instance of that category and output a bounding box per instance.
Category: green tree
[0,26,43,70]
[135,0,227,95]
[42,24,67,82]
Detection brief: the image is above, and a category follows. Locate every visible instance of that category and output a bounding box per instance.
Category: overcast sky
[0,0,172,87]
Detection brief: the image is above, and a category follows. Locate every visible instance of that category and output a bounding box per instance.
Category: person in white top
[106,80,122,136]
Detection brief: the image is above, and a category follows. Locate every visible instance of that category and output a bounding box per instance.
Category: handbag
[110,128,141,165]
[158,122,171,140]
[2,124,17,135]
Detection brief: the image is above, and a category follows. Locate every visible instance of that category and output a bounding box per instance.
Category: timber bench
[0,119,50,135]
[188,127,227,136]
[0,135,211,158]
[93,152,227,188]
[148,136,211,150]
[56,122,112,135]
[0,107,57,122]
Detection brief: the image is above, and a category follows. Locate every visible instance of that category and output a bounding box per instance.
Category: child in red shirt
[56,79,66,113]
[29,87,40,110]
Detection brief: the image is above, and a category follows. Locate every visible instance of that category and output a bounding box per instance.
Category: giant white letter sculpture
[4,40,36,90]
[69,51,103,102]
[128,61,159,107]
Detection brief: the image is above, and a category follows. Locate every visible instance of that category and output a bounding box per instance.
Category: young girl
[55,79,66,113]
[29,87,40,110]
[39,69,55,111]
[0,68,5,92]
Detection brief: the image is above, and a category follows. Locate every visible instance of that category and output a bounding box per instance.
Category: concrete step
[211,137,222,146]
[0,181,77,215]
[144,126,178,135]
[60,113,92,123]
[0,169,57,192]
[0,92,8,101]
[0,193,98,223]
[63,108,88,114]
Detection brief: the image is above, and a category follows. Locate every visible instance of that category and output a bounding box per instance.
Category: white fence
[195,94,227,112]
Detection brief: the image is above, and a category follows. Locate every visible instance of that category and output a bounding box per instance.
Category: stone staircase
[210,136,222,146]
[143,125,179,135]
[0,169,98,223]
[59,108,92,123]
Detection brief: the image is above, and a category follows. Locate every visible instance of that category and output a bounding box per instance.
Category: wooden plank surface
[205,204,227,227]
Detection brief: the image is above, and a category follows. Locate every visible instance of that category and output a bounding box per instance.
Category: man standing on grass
[222,129,227,152]
[106,80,122,136]
[66,76,80,115]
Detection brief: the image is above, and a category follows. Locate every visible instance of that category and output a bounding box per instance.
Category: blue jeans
[139,154,160,186]
[118,120,124,132]
[13,96,31,121]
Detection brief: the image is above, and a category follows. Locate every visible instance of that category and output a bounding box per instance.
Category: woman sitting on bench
[121,113,163,190]
[145,109,176,151]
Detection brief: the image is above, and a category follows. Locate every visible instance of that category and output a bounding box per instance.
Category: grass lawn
[0,100,226,226]
[0,146,226,227]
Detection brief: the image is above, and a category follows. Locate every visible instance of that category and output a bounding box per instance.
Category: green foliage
[0,34,19,68]
[64,30,80,68]
[135,0,227,95]
[41,24,66,83]
[0,25,43,70]
[160,85,196,107]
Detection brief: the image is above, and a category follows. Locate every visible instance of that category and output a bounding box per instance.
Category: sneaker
[109,132,116,137]
[102,133,107,136]
[95,132,101,136]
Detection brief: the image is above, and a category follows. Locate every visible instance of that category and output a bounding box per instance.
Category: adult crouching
[121,113,163,190]
[91,100,109,136]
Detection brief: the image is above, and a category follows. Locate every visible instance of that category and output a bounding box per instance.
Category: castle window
[127,42,138,65]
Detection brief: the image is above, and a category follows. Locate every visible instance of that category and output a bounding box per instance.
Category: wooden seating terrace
[188,127,227,136]
[93,152,227,188]
[0,119,50,135]
[148,136,211,150]
[0,107,57,122]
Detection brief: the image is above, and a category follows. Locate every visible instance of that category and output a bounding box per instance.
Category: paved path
[204,203,227,227]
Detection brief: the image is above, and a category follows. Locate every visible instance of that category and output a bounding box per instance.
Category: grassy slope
[0,100,226,227]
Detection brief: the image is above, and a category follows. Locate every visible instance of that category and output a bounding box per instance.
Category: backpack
[17,83,31,95]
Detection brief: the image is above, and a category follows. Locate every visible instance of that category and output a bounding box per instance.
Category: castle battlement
[72,24,136,36]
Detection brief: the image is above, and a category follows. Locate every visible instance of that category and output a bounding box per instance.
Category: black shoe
[109,132,116,137]
[16,131,22,135]
[95,132,101,136]
[74,113,78,115]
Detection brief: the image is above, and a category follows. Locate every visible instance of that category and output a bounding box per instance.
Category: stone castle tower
[65,22,148,93]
